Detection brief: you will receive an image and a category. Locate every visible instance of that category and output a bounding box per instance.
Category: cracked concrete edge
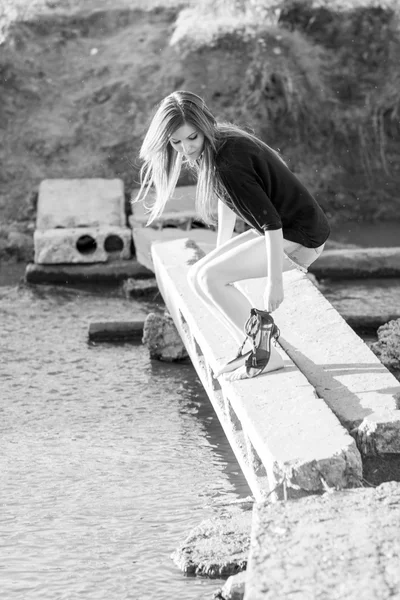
[271,438,363,494]
[352,411,400,456]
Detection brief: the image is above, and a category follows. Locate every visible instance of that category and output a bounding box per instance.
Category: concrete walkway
[152,238,362,501]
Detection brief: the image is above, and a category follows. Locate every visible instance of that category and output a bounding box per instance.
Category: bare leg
[189,232,295,379]
[188,230,259,344]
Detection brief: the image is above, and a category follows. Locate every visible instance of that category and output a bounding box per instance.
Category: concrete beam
[25,259,153,285]
[239,270,400,455]
[320,278,400,330]
[88,321,144,342]
[244,482,400,600]
[152,238,362,501]
[37,178,126,229]
[132,225,215,271]
[34,226,132,264]
[310,247,400,279]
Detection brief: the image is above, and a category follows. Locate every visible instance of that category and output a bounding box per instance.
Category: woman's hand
[264,279,284,313]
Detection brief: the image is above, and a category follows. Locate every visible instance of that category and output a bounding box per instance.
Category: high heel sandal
[217,308,280,376]
[244,309,280,378]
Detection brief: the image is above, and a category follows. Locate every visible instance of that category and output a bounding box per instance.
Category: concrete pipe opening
[76,235,97,254]
[104,234,124,253]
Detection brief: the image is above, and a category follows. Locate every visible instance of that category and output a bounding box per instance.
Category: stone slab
[239,270,400,455]
[320,278,400,329]
[36,178,126,230]
[25,259,153,285]
[152,238,362,500]
[88,321,144,342]
[34,226,132,264]
[244,481,400,600]
[310,247,400,279]
[132,225,216,271]
[131,185,198,226]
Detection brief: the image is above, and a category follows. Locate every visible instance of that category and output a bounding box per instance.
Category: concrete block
[320,278,400,330]
[132,225,216,271]
[34,226,131,264]
[239,270,400,455]
[244,482,400,600]
[36,178,126,230]
[131,185,197,226]
[25,259,153,285]
[151,238,362,500]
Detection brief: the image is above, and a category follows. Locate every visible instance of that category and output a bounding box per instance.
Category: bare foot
[222,347,284,382]
[214,351,251,378]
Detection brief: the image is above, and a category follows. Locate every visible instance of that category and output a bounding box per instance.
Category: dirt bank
[1,0,399,251]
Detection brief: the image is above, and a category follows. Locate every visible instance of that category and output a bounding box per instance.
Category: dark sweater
[215,136,330,248]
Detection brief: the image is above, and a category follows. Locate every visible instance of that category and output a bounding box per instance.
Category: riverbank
[1,0,400,230]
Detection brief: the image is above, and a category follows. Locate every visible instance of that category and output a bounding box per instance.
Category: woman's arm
[264,228,284,312]
[217,200,236,247]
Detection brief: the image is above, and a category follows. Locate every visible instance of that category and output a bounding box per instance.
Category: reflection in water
[0,285,250,600]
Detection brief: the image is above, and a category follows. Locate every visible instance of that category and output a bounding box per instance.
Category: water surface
[0,284,250,600]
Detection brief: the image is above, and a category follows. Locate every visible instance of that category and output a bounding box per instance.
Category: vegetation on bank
[0,0,399,231]
[170,0,400,221]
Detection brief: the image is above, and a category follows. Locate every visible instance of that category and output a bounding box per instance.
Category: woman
[136,90,330,381]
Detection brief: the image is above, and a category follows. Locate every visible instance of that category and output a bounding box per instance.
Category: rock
[172,510,251,578]
[0,230,34,262]
[122,277,159,299]
[215,571,247,600]
[371,319,400,370]
[245,481,400,600]
[142,312,188,362]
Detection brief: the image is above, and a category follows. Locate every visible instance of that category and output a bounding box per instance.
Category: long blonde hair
[135,90,286,226]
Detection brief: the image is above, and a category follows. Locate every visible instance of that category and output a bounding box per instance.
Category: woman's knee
[187,263,204,296]
[194,264,225,296]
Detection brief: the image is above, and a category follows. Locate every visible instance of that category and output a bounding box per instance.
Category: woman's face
[169,123,204,162]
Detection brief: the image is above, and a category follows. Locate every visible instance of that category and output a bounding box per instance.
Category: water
[329,221,400,248]
[0,284,250,600]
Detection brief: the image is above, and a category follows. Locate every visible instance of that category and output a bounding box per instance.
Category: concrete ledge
[152,238,362,500]
[239,270,400,455]
[244,482,400,600]
[131,185,197,226]
[310,247,400,279]
[34,226,132,264]
[25,259,153,285]
[320,278,400,330]
[132,226,215,271]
